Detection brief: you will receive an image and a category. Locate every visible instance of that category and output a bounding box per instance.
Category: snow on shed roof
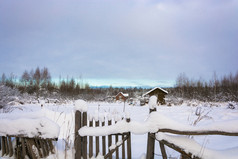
[116,92,129,97]
[143,87,168,96]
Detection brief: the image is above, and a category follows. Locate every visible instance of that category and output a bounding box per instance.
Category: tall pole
[123,100,125,112]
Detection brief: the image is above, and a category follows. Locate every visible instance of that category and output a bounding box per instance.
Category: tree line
[0,67,147,100]
[1,67,237,101]
[0,67,90,96]
[170,72,238,102]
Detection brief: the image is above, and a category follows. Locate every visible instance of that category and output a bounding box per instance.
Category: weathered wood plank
[126,118,131,159]
[15,137,20,159]
[89,120,93,158]
[8,137,13,157]
[82,112,88,159]
[115,121,119,159]
[158,129,238,136]
[43,139,50,156]
[127,133,132,159]
[122,135,125,159]
[146,108,156,159]
[159,139,201,159]
[4,136,9,156]
[21,138,27,158]
[159,141,167,159]
[96,120,100,156]
[39,139,47,157]
[75,110,82,159]
[147,133,155,159]
[4,134,57,140]
[102,121,106,156]
[108,120,112,159]
[25,138,37,159]
[47,139,55,154]
[1,136,6,156]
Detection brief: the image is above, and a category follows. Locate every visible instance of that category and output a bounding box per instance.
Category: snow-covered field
[1,100,238,159]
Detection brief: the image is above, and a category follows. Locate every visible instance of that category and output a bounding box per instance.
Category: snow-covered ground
[1,100,238,159]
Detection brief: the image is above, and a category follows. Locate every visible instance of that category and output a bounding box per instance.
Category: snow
[99,113,105,122]
[91,153,104,159]
[149,95,157,109]
[1,100,238,159]
[109,144,117,150]
[122,93,129,97]
[74,99,87,112]
[157,133,238,159]
[0,109,59,138]
[125,111,130,119]
[79,111,238,136]
[109,140,123,151]
[143,87,168,96]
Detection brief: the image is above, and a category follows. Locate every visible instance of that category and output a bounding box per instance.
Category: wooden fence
[74,110,131,159]
[74,105,238,159]
[0,135,56,159]
[146,108,238,159]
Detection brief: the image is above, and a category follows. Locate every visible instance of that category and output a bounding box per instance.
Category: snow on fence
[147,109,238,159]
[75,98,238,159]
[0,115,59,158]
[74,100,131,159]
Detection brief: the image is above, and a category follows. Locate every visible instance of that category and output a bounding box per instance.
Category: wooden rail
[158,129,238,136]
[148,134,201,159]
[146,108,238,159]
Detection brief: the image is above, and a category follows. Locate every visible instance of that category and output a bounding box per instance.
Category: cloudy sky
[0,0,237,87]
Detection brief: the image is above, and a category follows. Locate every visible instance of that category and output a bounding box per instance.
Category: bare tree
[1,73,6,84]
[33,67,41,86]
[41,67,51,88]
[21,70,30,86]
[175,72,188,98]
[211,71,219,101]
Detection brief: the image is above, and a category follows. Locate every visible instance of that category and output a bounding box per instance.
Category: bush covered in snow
[0,84,21,108]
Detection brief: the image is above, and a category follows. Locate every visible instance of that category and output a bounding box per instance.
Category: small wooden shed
[143,87,168,105]
[115,92,129,101]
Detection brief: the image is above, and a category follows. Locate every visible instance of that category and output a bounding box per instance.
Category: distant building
[115,92,129,101]
[143,87,168,105]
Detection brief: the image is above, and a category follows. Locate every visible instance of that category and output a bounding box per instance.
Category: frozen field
[1,101,238,159]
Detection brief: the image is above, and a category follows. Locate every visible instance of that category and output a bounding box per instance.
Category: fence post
[89,119,93,158]
[82,112,88,159]
[122,134,125,159]
[102,119,106,156]
[21,138,26,158]
[2,136,6,156]
[75,110,82,159]
[4,136,9,156]
[146,108,156,159]
[115,120,119,159]
[126,117,132,159]
[95,119,100,156]
[8,137,13,157]
[108,119,112,159]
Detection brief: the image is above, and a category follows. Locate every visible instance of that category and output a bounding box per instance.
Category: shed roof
[116,92,129,97]
[143,87,168,96]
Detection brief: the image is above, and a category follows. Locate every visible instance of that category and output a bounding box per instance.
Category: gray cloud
[0,0,237,83]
